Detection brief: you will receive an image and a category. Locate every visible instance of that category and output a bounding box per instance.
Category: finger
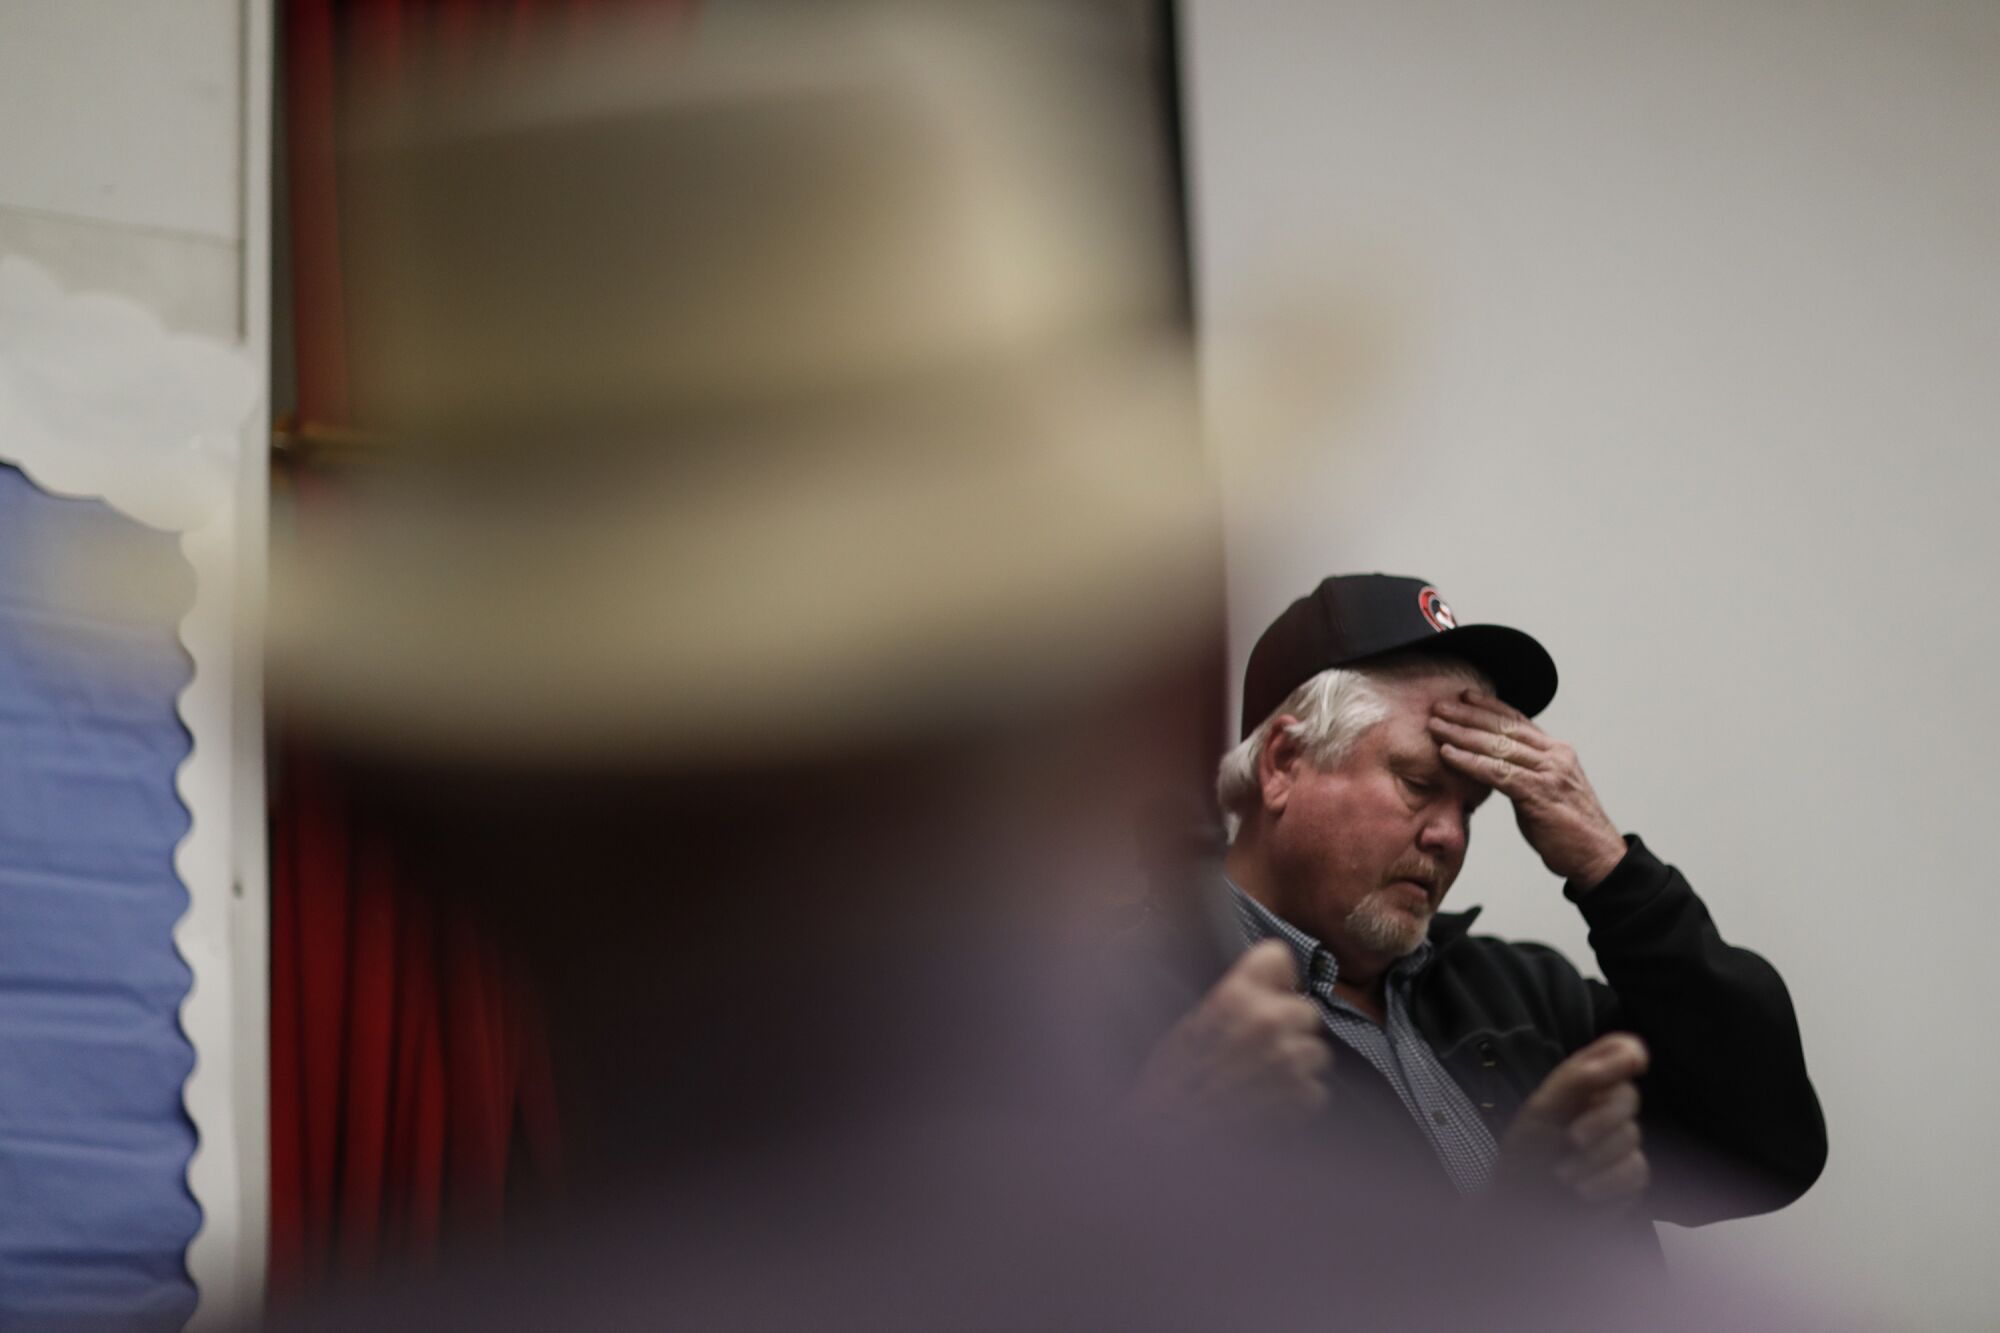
[1231,939,1299,993]
[1567,1032,1650,1085]
[1428,717,1547,768]
[1589,1032,1650,1079]
[1267,1072,1331,1123]
[1461,689,1533,727]
[1433,698,1550,749]
[1277,1032,1333,1080]
[1438,742,1522,793]
[1238,1041,1331,1115]
[1253,991,1323,1038]
[1558,1117,1641,1183]
[1566,1082,1641,1150]
[1572,1150,1650,1205]
[1519,1034,1649,1124]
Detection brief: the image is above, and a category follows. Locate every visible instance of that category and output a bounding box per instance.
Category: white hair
[1216,655,1493,842]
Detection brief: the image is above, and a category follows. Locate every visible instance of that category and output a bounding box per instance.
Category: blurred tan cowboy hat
[270,2,1220,762]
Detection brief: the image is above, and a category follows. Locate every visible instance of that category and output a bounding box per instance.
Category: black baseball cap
[1239,574,1558,738]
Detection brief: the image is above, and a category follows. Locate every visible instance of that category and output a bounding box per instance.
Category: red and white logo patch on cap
[1418,586,1456,631]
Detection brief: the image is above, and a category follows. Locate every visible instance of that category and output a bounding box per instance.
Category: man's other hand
[1428,689,1627,891]
[1130,940,1331,1129]
[1500,1032,1651,1205]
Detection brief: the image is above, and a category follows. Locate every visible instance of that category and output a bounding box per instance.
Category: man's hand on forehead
[1427,690,1627,891]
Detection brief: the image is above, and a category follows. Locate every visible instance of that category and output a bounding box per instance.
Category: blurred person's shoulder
[255,1119,1387,1333]
[1092,797,1240,1041]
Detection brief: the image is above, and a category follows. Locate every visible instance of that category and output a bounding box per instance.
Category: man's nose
[1417,806,1467,860]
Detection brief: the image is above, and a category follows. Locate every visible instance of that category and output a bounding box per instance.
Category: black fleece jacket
[1128,835,1826,1229]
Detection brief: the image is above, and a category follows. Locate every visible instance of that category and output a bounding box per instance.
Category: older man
[1132,573,1825,1235]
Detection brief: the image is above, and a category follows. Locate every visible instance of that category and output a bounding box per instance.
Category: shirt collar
[1223,878,1434,991]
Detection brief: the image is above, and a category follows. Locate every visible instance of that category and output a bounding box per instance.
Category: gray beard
[1342,890,1432,958]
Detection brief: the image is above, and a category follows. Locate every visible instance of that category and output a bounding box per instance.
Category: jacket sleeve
[1572,836,1826,1225]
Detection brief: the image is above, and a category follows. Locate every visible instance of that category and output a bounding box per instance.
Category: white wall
[1188,1,1999,1327]
[0,0,270,1323]
[0,0,247,340]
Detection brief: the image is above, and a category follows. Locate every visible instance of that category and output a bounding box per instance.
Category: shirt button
[1431,1109,1449,1126]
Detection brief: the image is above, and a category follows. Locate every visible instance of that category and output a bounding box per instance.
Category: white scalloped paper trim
[0,253,259,1323]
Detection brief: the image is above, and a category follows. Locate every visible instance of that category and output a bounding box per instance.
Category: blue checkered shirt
[1227,882,1499,1195]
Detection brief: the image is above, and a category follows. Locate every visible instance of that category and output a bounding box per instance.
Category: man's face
[1264,674,1492,965]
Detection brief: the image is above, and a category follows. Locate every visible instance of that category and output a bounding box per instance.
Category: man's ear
[1257,716,1306,816]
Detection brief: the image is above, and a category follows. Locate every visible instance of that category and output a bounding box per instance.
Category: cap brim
[1362,623,1558,718]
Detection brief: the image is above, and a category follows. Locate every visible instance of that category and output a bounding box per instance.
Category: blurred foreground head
[274,0,1214,769]
[269,0,1218,1181]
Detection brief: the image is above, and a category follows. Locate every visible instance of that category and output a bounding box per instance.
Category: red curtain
[270,0,693,1301]
[269,753,563,1290]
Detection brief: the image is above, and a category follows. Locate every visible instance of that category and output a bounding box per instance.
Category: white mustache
[1383,861,1441,891]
